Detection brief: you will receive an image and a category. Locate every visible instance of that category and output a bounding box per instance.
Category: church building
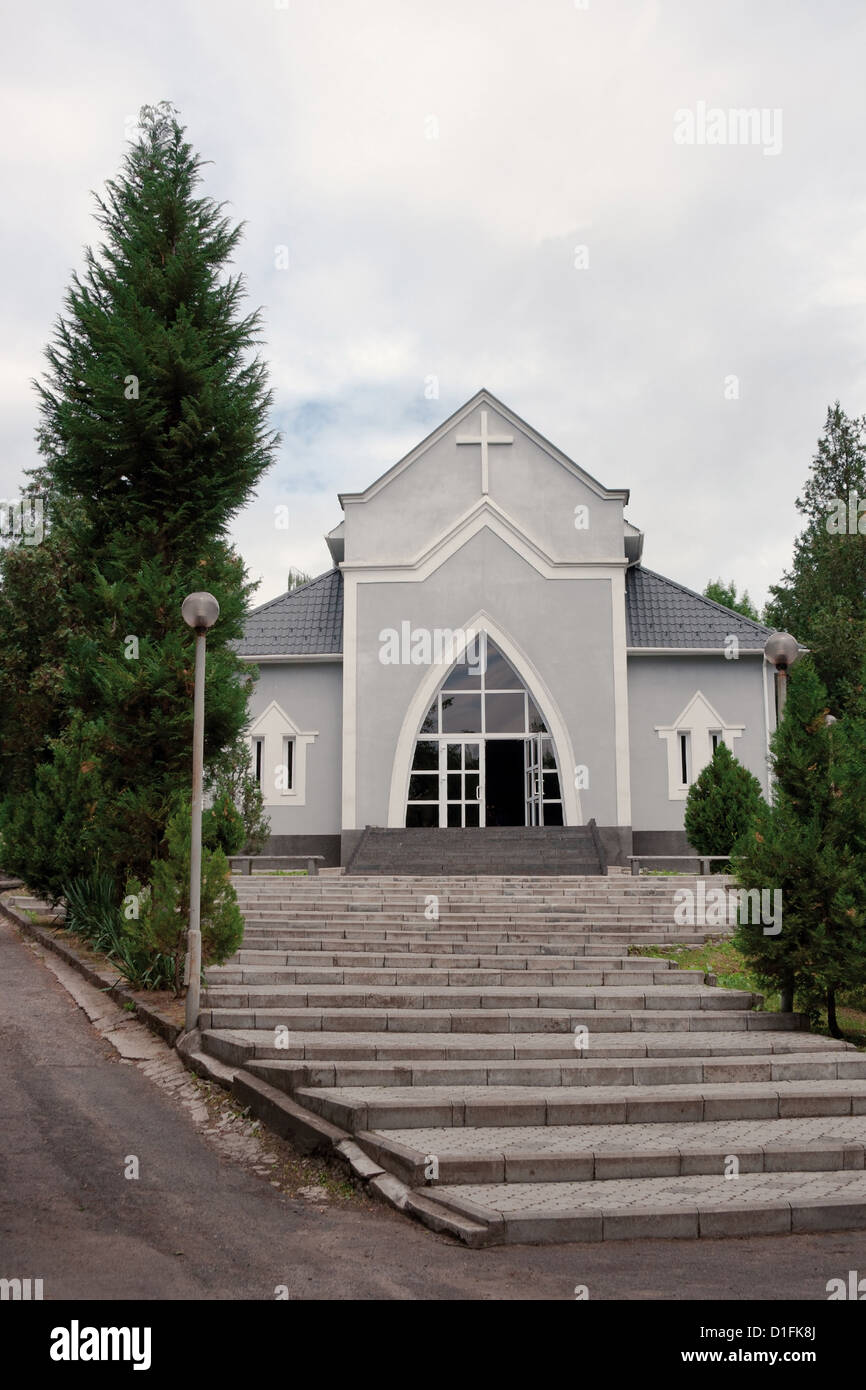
[238,390,777,870]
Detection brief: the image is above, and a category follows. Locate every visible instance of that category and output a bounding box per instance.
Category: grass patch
[629,938,773,1000]
[631,939,866,1047]
[815,1006,866,1050]
[638,870,692,877]
[238,870,307,878]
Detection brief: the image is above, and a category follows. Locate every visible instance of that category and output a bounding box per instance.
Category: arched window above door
[406,634,562,827]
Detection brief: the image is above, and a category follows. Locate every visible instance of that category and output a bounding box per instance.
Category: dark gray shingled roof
[238,569,343,656]
[626,565,772,649]
[238,563,772,657]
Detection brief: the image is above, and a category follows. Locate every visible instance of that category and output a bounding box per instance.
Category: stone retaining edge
[0,895,181,1046]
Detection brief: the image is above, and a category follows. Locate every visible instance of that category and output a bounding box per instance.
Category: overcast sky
[2,0,865,610]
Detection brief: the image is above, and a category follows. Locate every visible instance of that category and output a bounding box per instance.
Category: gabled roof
[626,566,772,649]
[238,569,343,657]
[338,388,630,507]
[238,563,773,658]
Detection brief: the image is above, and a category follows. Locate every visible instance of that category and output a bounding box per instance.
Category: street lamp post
[181,591,220,1034]
[763,632,800,1015]
[764,631,800,720]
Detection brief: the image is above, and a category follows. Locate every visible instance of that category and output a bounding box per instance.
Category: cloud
[2,0,866,608]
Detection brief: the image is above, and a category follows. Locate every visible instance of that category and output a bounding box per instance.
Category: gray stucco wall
[349,527,621,828]
[247,661,343,836]
[627,653,771,833]
[343,401,626,567]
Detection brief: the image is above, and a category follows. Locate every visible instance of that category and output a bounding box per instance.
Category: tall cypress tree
[731,657,860,1027]
[822,656,866,1034]
[0,102,277,897]
[766,403,866,709]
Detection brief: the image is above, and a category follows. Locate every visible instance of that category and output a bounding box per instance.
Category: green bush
[204,736,270,854]
[64,869,122,953]
[203,791,246,856]
[126,805,244,995]
[684,742,764,869]
[63,867,176,990]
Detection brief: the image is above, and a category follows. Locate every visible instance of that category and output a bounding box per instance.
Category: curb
[0,894,182,1048]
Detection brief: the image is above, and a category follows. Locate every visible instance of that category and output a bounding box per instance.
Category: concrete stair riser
[200,1027,849,1065]
[200,984,749,1012]
[201,1007,804,1034]
[246,1052,866,1093]
[355,1125,866,1187]
[294,1081,866,1133]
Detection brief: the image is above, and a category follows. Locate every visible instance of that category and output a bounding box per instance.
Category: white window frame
[246,701,317,807]
[655,693,744,802]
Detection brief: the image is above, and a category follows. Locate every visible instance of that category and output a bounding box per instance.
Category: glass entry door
[404,637,565,828]
[442,741,483,826]
[524,735,542,826]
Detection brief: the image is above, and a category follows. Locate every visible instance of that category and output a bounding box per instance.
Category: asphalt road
[2,913,865,1302]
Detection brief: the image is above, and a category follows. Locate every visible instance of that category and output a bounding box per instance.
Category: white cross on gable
[456,409,513,494]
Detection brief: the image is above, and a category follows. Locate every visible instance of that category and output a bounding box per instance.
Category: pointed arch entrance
[402,633,565,828]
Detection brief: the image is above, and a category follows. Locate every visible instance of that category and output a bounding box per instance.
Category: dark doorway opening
[485,739,525,826]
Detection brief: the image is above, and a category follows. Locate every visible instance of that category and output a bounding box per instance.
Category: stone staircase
[345,825,606,875]
[194,874,866,1242]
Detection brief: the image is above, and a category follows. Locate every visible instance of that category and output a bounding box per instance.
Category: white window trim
[247,700,317,807]
[655,692,744,802]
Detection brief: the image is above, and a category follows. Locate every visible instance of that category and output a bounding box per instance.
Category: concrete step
[231,950,661,968]
[235,937,716,953]
[247,1050,866,1094]
[358,1114,866,1185]
[413,1170,866,1242]
[232,897,704,908]
[202,1026,832,1065]
[237,929,721,947]
[209,965,703,988]
[202,1006,801,1034]
[201,983,758,1011]
[346,826,605,876]
[295,1079,866,1133]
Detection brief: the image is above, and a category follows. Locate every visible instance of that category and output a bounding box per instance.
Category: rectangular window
[440,692,482,734]
[284,737,294,791]
[252,737,264,785]
[679,731,690,785]
[485,691,526,734]
[408,773,438,802]
[710,730,721,753]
